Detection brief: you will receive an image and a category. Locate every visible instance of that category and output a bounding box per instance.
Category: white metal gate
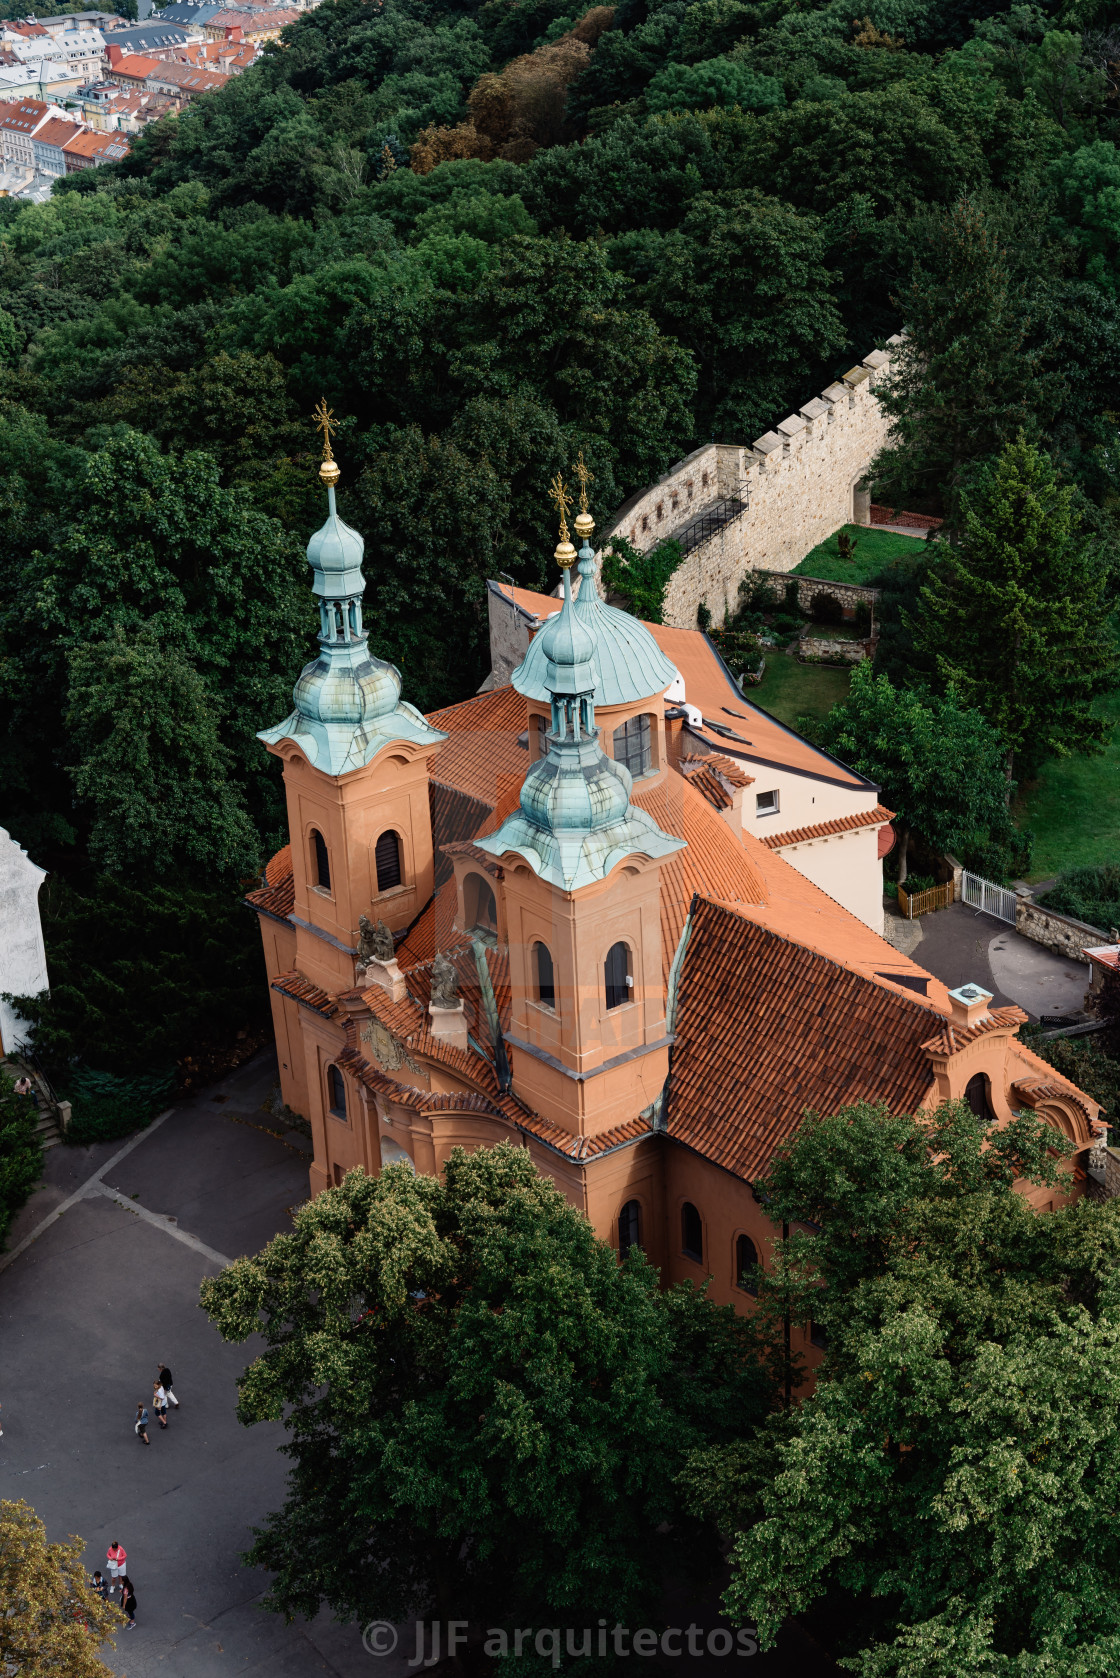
[960,870,1017,925]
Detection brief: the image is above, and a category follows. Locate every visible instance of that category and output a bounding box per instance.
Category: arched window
[375,830,402,893]
[613,714,652,777]
[604,941,631,1010]
[534,942,555,1008]
[379,1136,415,1173]
[966,1073,996,1126]
[327,1064,347,1119]
[464,872,497,933]
[681,1201,703,1264]
[311,828,331,891]
[736,1233,759,1294]
[619,1199,642,1258]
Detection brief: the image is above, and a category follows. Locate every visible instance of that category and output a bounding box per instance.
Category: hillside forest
[1,0,1119,1096]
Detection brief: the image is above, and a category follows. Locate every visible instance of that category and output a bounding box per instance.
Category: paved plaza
[0,1050,837,1678]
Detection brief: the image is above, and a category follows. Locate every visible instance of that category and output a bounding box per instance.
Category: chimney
[226,23,242,39]
[107,42,122,63]
[946,983,993,1031]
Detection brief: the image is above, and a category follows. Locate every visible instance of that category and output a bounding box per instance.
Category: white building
[0,828,49,1057]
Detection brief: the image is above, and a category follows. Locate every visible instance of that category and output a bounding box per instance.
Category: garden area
[793,525,930,586]
[751,654,851,729]
[1014,688,1120,880]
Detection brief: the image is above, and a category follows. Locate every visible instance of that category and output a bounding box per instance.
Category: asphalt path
[0,1049,838,1678]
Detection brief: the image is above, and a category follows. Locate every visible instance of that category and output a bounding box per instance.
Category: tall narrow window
[681,1202,703,1264]
[613,714,652,777]
[375,830,402,893]
[327,1064,347,1119]
[465,873,497,933]
[311,828,330,891]
[619,1199,642,1258]
[736,1233,759,1294]
[534,942,555,1008]
[604,941,631,1010]
[965,1073,996,1126]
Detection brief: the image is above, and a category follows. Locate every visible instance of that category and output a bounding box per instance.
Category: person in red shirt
[106,1542,126,1592]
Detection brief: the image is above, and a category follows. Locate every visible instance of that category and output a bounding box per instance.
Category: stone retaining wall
[1014,894,1106,963]
[600,336,904,631]
[757,571,880,615]
[798,636,870,665]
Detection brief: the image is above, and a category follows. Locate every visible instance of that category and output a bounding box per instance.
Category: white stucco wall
[738,760,880,847]
[0,827,48,1054]
[768,823,885,935]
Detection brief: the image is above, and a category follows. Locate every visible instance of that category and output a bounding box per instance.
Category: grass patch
[1013,687,1120,880]
[751,651,851,728]
[793,525,928,586]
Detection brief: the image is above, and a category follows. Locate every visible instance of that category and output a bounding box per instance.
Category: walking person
[153,1379,168,1431]
[119,1575,137,1629]
[134,1400,150,1446]
[106,1542,127,1590]
[157,1362,178,1408]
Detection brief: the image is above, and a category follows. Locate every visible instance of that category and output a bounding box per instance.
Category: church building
[248,440,1103,1341]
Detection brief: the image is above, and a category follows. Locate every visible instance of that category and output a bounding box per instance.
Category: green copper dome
[259,484,446,777]
[512,545,679,707]
[477,567,684,891]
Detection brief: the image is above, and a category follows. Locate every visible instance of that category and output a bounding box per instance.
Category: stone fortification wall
[601,336,903,632]
[755,571,880,615]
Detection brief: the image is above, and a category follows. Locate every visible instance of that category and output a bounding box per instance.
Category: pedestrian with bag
[119,1576,137,1629]
[153,1379,168,1431]
[134,1401,150,1446]
[157,1362,178,1408]
[106,1542,127,1589]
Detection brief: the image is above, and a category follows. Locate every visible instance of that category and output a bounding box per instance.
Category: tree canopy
[200,1142,776,1645]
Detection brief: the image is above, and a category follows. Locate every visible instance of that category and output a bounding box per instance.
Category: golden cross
[574,449,593,513]
[312,397,337,460]
[548,473,573,541]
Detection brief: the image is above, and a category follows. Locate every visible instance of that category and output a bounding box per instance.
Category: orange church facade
[248,455,1104,1354]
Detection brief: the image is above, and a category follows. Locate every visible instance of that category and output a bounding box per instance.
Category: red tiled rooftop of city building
[761,804,895,850]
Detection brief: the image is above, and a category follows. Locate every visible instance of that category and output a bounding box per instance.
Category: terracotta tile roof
[430,777,495,886]
[1012,1074,1095,1123]
[498,581,874,790]
[665,896,940,1179]
[425,685,529,808]
[703,752,753,787]
[1012,1040,1104,1116]
[680,756,733,809]
[356,937,513,1089]
[63,127,129,160]
[271,968,338,1018]
[34,117,81,147]
[396,895,435,967]
[246,843,294,921]
[761,804,895,850]
[632,774,768,982]
[149,60,229,90]
[0,98,48,132]
[516,1105,655,1160]
[113,52,161,74]
[920,1006,1029,1057]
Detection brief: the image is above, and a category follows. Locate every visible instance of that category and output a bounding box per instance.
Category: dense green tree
[200,1142,775,1651]
[873,197,1049,509]
[0,1072,41,1247]
[644,55,785,112]
[817,660,1020,881]
[66,628,259,877]
[685,1098,1120,1677]
[913,434,1117,783]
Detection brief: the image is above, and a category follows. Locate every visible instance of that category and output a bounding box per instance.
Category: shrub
[0,1072,41,1247]
[810,589,844,624]
[63,1067,176,1147]
[1037,863,1120,932]
[600,534,684,623]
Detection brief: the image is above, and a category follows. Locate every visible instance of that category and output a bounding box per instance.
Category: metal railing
[673,495,748,557]
[961,870,1017,925]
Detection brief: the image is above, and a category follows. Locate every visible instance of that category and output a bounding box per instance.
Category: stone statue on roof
[430,950,459,1010]
[358,914,394,965]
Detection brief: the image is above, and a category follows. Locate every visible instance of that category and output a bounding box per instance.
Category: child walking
[134,1402,150,1446]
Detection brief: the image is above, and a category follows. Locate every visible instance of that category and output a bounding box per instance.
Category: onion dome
[258,458,445,776]
[512,538,678,708]
[476,563,684,890]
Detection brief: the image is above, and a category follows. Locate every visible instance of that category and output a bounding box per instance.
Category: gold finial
[548,472,576,568]
[313,397,340,487]
[573,449,594,544]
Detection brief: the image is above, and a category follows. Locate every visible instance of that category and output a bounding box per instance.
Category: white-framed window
[755,790,780,816]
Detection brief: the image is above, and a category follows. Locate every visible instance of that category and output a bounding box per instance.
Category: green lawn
[1013,688,1120,880]
[793,524,927,586]
[750,651,851,729]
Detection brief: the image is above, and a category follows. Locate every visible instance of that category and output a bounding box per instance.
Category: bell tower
[473,480,685,1142]
[258,401,447,994]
